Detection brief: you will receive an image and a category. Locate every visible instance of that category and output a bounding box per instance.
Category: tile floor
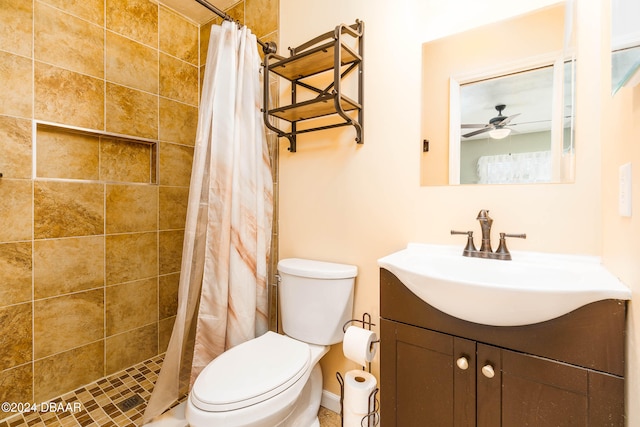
[0,354,341,427]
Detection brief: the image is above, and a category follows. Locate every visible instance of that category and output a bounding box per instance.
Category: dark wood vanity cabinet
[380,268,626,427]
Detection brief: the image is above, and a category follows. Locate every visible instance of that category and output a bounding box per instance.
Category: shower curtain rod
[193,0,277,54]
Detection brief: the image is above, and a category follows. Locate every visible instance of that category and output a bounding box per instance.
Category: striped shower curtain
[143,19,273,422]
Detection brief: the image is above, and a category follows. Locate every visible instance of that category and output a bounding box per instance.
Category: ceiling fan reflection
[461,104,520,139]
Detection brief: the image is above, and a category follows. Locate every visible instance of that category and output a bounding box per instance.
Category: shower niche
[263,21,364,152]
[34,120,158,184]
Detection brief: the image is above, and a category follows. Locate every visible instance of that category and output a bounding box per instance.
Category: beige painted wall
[600,0,640,423]
[276,0,640,419]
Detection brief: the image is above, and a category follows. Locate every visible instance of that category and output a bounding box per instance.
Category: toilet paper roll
[343,326,378,367]
[343,370,377,416]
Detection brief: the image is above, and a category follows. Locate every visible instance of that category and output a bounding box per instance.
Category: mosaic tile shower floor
[0,354,341,427]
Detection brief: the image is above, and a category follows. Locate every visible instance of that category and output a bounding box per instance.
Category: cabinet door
[381,319,475,427]
[498,348,623,426]
[476,344,502,427]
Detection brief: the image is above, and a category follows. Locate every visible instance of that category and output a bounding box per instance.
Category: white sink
[378,243,631,326]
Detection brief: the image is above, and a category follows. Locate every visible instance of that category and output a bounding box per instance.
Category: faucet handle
[495,233,527,260]
[451,230,477,257]
[503,233,526,239]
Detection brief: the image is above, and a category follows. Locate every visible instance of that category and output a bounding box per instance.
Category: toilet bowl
[185,258,357,427]
[186,331,328,427]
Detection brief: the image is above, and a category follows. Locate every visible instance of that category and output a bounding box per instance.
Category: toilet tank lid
[278,258,358,279]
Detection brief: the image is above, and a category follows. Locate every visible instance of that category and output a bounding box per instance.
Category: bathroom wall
[603,88,640,423]
[277,0,610,404]
[600,0,640,424]
[0,0,197,406]
[0,0,280,410]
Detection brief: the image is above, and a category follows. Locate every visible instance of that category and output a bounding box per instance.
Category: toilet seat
[191,332,311,412]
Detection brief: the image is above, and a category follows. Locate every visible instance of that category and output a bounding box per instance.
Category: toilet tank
[277,258,357,346]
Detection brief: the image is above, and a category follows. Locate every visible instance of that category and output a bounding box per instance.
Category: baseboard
[320,389,341,414]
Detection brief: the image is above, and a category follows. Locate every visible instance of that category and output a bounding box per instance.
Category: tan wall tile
[246,0,278,39]
[0,303,32,370]
[159,142,193,186]
[105,232,158,285]
[106,83,158,139]
[106,184,158,234]
[199,64,205,101]
[0,116,32,179]
[0,180,32,242]
[0,363,32,402]
[159,7,198,65]
[225,2,245,25]
[36,127,100,180]
[35,2,104,79]
[34,181,104,239]
[33,289,104,359]
[159,186,188,230]
[34,236,105,299]
[159,273,179,320]
[159,230,184,275]
[38,0,105,26]
[0,0,214,402]
[199,21,213,67]
[34,62,105,130]
[106,277,157,336]
[0,51,33,118]
[34,340,104,402]
[106,0,158,48]
[100,137,154,184]
[106,323,157,375]
[159,97,197,145]
[106,31,159,94]
[0,0,33,57]
[159,53,199,106]
[158,316,175,353]
[0,242,32,307]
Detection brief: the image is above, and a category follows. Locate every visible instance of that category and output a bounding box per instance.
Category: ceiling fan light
[489,128,511,139]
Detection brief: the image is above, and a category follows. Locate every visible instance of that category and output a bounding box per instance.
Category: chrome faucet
[451,210,526,260]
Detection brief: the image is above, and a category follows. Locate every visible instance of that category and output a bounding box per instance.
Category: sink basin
[378,243,631,326]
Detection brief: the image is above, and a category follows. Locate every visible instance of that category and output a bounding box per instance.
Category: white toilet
[185,258,357,427]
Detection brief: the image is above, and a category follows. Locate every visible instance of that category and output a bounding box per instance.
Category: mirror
[420,3,575,186]
[611,0,640,95]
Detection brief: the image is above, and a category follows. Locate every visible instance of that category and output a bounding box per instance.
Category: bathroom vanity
[380,267,627,426]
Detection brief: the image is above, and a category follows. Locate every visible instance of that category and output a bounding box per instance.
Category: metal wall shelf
[263,21,364,152]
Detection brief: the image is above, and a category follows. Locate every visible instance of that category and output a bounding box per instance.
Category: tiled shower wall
[0,0,277,409]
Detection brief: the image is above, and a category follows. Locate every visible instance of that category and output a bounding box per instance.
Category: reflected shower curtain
[143,20,273,422]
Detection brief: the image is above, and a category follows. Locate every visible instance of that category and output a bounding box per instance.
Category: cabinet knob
[481,364,495,378]
[456,357,469,370]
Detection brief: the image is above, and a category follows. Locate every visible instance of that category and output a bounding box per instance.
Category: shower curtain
[143,20,273,422]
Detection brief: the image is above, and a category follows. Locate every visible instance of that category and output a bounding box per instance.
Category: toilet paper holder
[342,312,376,334]
[342,312,379,373]
[336,372,379,427]
[342,312,380,371]
[337,312,380,427]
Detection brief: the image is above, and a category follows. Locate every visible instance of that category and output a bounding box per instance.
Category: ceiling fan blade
[496,112,521,126]
[461,123,489,129]
[508,119,550,126]
[462,127,492,138]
